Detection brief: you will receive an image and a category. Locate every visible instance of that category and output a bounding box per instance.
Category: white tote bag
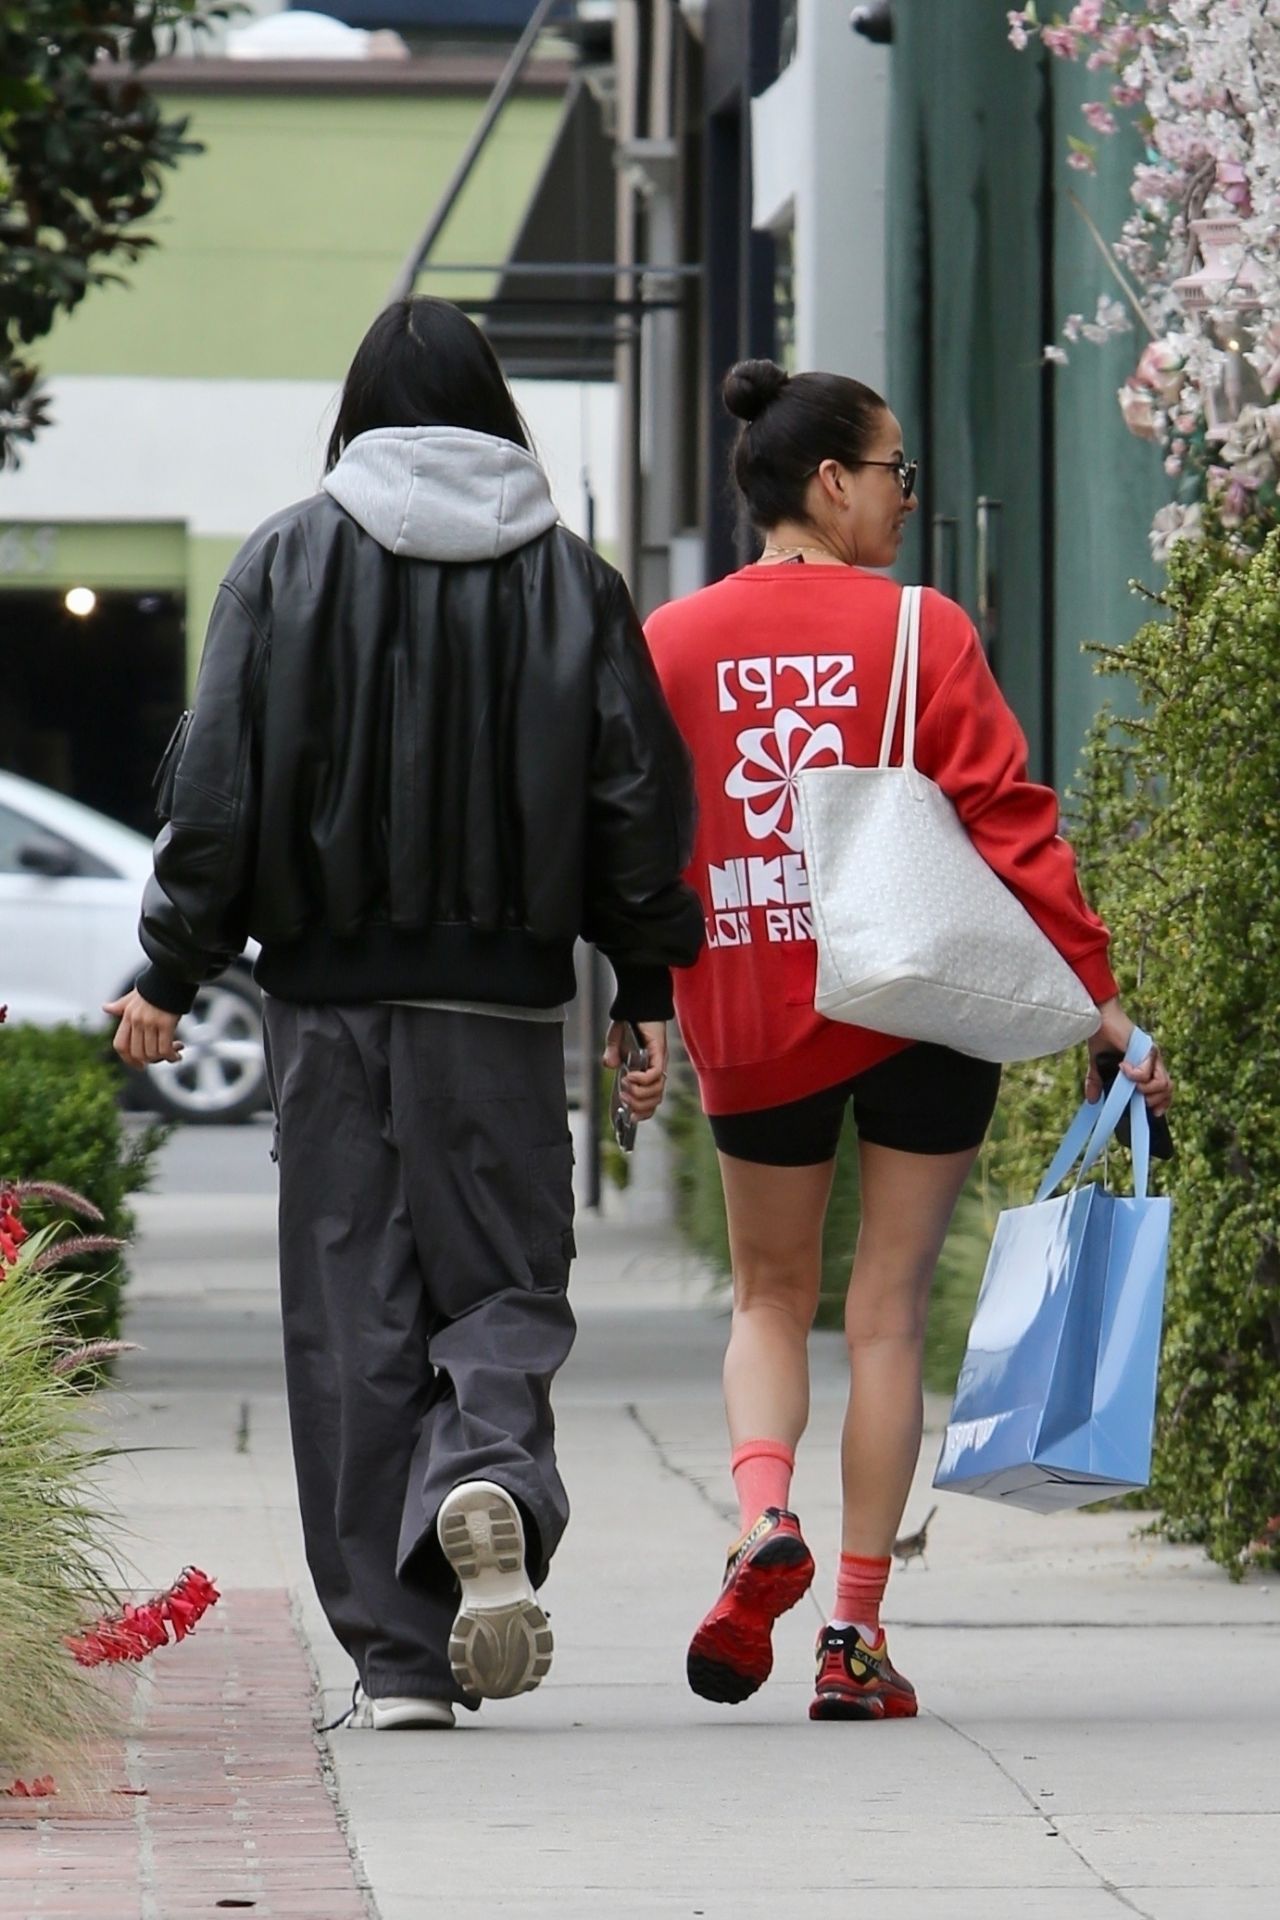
[793,586,1100,1064]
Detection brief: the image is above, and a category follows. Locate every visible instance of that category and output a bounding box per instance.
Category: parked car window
[0,802,116,879]
[0,802,47,873]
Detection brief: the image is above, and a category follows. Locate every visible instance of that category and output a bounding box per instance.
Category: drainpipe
[614,0,644,595]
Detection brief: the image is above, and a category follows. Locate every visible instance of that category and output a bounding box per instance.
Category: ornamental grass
[0,1219,124,1792]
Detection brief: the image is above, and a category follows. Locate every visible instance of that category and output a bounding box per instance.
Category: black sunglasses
[857,456,918,500]
[804,455,919,500]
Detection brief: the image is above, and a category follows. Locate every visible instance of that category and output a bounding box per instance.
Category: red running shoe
[686,1508,815,1704]
[808,1624,918,1721]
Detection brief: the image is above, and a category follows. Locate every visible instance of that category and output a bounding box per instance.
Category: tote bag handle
[1034,1026,1154,1204]
[878,586,923,774]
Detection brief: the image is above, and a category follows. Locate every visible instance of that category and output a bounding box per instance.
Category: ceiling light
[64,587,97,617]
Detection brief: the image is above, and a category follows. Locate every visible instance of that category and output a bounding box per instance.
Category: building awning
[291,1,548,32]
[478,73,618,380]
[400,66,622,382]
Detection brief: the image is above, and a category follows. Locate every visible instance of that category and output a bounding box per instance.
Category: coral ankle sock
[831,1551,892,1642]
[730,1440,795,1531]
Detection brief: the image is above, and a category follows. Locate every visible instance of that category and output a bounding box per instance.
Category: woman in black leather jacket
[107,297,703,1731]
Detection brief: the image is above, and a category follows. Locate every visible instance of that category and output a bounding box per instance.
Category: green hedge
[665,1085,996,1392]
[989,536,1280,1574]
[0,1026,166,1343]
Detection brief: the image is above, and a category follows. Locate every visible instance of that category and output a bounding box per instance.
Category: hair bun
[722,358,789,423]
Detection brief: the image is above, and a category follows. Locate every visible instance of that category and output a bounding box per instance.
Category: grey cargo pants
[263,1001,576,1704]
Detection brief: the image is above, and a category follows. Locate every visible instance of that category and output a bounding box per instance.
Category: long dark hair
[325,297,531,471]
[723,358,887,529]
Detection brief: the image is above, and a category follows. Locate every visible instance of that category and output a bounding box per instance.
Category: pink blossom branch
[1067,190,1157,337]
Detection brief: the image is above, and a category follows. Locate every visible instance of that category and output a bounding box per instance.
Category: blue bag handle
[1035,1027,1154,1203]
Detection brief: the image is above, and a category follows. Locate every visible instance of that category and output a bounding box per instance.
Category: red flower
[164,1567,220,1640]
[0,1189,28,1269]
[66,1568,220,1668]
[4,1776,56,1797]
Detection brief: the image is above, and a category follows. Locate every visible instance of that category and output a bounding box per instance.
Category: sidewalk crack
[932,1712,1157,1919]
[625,1402,735,1525]
[626,1403,829,1624]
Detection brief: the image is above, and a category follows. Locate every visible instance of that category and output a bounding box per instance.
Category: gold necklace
[758,541,848,566]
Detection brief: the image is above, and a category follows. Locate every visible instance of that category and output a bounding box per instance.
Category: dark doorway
[0,590,186,833]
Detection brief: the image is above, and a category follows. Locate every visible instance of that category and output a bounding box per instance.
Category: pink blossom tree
[1010,2,1280,555]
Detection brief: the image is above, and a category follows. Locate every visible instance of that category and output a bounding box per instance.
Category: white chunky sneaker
[343,1685,455,1731]
[437,1480,553,1699]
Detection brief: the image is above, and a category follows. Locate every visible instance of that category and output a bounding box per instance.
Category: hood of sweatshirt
[322,425,560,562]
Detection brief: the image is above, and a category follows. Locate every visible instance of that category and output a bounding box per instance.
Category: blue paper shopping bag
[934,1028,1172,1513]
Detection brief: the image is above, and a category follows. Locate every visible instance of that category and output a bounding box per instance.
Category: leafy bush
[0,2,225,465]
[0,1026,165,1343]
[665,1085,993,1389]
[989,535,1280,1574]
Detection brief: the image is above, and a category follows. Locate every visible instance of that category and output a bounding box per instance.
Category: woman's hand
[1085,996,1173,1116]
[602,1020,669,1122]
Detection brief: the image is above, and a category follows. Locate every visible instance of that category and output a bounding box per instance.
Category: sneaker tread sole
[808,1687,918,1721]
[438,1483,553,1700]
[687,1533,814,1705]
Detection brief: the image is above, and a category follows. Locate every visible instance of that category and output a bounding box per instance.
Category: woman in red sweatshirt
[644,358,1173,1723]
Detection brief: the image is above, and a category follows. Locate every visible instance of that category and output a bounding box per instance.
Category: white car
[0,769,268,1124]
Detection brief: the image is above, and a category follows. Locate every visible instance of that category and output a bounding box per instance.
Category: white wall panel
[0,376,619,546]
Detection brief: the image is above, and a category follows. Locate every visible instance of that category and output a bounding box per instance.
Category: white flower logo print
[724,709,845,851]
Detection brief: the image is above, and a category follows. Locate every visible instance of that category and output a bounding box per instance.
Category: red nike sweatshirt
[644,565,1118,1114]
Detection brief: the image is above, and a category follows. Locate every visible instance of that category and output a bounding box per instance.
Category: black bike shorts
[707,1042,1002,1167]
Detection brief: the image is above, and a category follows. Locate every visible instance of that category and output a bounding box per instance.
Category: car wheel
[140,973,269,1125]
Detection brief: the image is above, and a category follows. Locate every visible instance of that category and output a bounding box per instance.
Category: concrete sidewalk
[82,1124,1280,1918]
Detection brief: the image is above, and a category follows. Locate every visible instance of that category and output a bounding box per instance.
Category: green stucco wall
[0,521,187,590]
[186,534,246,685]
[42,90,562,382]
[18,83,563,693]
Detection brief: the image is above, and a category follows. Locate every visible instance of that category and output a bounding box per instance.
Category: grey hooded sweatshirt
[323,425,561,564]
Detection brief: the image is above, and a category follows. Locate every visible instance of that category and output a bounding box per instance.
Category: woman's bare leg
[684,1154,833,1705]
[840,1141,978,1558]
[718,1154,836,1452]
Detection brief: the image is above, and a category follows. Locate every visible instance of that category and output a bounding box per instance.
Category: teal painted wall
[888,1,1049,764]
[888,4,1168,787]
[43,91,562,381]
[1050,57,1166,773]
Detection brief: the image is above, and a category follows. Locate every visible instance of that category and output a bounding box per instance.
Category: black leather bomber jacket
[136,496,705,1021]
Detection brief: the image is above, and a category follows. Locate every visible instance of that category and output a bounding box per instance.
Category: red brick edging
[1,1590,369,1920]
